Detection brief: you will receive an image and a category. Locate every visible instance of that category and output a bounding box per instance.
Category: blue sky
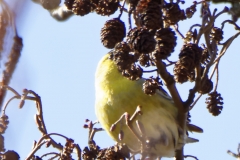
[4,1,240,160]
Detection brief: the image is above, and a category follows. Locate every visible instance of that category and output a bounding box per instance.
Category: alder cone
[72,0,95,16]
[101,18,126,49]
[152,28,177,60]
[173,61,189,83]
[199,79,213,94]
[206,91,223,116]
[3,150,20,160]
[210,27,224,42]
[127,27,156,54]
[163,2,186,25]
[139,0,163,30]
[110,42,134,71]
[95,0,119,16]
[179,43,203,67]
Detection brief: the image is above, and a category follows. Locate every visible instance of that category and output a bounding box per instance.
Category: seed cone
[122,64,143,81]
[152,28,177,60]
[179,43,203,68]
[163,2,186,25]
[101,18,126,49]
[139,53,150,67]
[110,42,134,71]
[61,139,75,160]
[174,43,203,83]
[186,2,197,18]
[136,0,161,12]
[127,27,156,54]
[82,141,100,159]
[198,78,213,94]
[110,42,142,80]
[137,0,163,30]
[206,91,223,116]
[72,0,95,16]
[174,61,193,83]
[210,27,224,42]
[4,150,20,160]
[143,76,163,96]
[97,144,130,159]
[95,0,119,16]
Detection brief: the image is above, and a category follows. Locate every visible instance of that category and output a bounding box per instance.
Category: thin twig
[3,87,65,154]
[189,24,201,32]
[209,63,217,80]
[1,85,21,97]
[184,64,202,109]
[174,24,185,39]
[214,6,229,19]
[227,150,239,158]
[26,141,47,160]
[214,32,240,64]
[184,155,199,160]
[166,59,176,67]
[118,0,127,19]
[128,5,133,30]
[143,69,157,73]
[2,95,19,114]
[213,63,219,92]
[26,133,67,160]
[27,90,48,135]
[201,39,217,82]
[221,20,240,30]
[89,128,104,141]
[189,94,202,111]
[196,4,215,45]
[75,144,82,160]
[118,4,128,13]
[40,152,60,159]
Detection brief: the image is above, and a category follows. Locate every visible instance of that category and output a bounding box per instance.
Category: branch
[25,133,66,160]
[25,140,47,160]
[118,0,127,19]
[143,69,157,73]
[155,60,185,160]
[213,63,219,92]
[214,32,240,64]
[75,144,82,160]
[174,24,185,39]
[221,20,240,30]
[40,152,60,159]
[1,87,65,154]
[189,24,201,33]
[184,155,199,160]
[189,93,202,111]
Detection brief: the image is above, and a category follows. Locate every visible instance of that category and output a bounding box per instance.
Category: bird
[95,53,201,159]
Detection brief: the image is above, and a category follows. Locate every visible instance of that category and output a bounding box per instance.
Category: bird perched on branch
[95,53,202,159]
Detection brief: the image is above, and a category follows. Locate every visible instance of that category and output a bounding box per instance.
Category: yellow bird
[95,53,198,158]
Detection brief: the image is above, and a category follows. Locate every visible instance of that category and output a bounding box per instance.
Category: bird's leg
[125,105,144,142]
[111,106,159,159]
[116,106,160,159]
[110,105,143,141]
